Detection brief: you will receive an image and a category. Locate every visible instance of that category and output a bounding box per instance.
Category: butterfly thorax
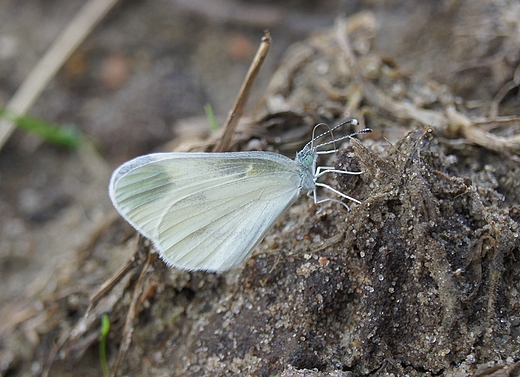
[295,146,317,191]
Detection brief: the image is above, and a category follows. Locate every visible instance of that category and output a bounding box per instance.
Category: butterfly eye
[297,149,315,168]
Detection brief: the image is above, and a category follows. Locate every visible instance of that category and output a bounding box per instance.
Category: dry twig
[111,248,156,377]
[213,30,272,152]
[334,17,520,154]
[0,0,120,150]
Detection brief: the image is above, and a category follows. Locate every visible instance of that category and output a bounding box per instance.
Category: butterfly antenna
[305,119,370,151]
[315,126,372,150]
[311,122,340,150]
[305,119,357,150]
[310,122,329,148]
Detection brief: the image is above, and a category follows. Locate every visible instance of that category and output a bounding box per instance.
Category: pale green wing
[109,152,303,271]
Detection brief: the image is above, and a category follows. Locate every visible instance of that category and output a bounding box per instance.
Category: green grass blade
[100,314,110,377]
[204,103,219,132]
[0,109,82,149]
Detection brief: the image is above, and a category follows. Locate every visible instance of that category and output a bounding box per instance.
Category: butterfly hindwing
[109,152,304,271]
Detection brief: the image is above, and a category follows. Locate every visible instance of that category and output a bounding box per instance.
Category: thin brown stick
[213,30,272,152]
[0,0,120,151]
[111,249,156,377]
[87,254,139,314]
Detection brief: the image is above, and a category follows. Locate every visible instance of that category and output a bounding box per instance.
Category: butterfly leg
[308,189,351,212]
[315,166,364,178]
[315,182,362,205]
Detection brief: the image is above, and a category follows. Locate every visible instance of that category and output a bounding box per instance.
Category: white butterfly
[109,119,370,272]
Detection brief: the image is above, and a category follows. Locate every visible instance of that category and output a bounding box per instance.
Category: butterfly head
[296,145,317,169]
[294,119,371,201]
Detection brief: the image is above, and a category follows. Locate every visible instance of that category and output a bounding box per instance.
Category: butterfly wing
[109,152,304,271]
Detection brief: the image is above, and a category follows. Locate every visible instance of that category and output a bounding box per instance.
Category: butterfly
[109,119,370,272]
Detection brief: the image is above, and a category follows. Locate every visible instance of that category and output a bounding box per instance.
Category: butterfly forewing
[109,152,304,271]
